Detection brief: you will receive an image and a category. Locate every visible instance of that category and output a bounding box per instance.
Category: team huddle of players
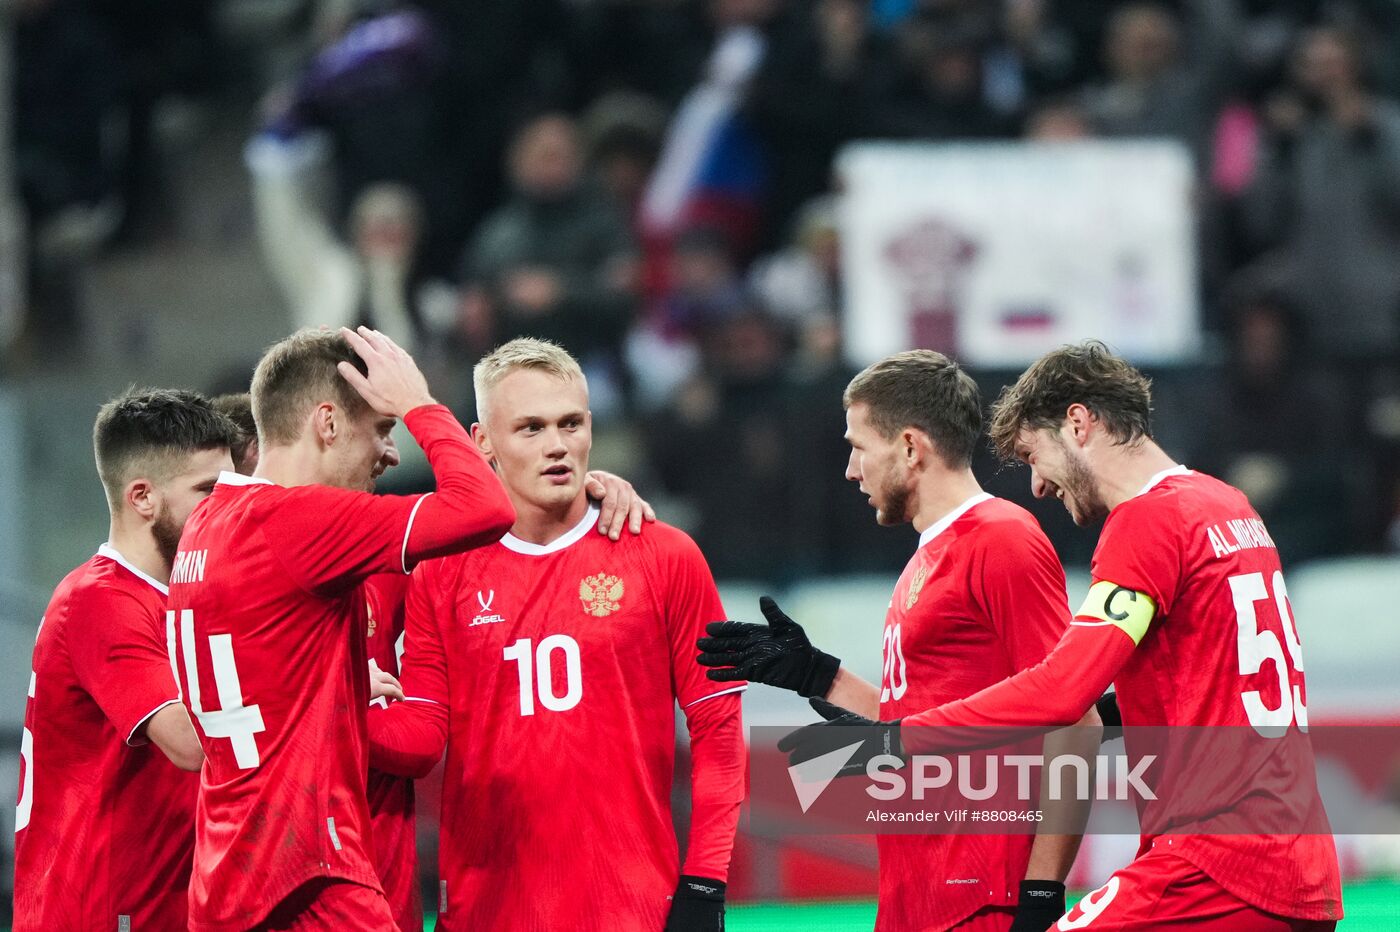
[13,325,1341,932]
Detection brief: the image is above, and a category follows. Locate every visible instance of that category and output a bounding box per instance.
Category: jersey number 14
[168,609,266,769]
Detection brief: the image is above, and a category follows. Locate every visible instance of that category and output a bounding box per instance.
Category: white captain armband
[1074,581,1156,646]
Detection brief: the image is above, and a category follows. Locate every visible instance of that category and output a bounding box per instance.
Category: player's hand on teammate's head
[696,596,841,698]
[777,698,904,776]
[337,326,436,418]
[664,875,726,931]
[368,658,405,703]
[584,470,656,540]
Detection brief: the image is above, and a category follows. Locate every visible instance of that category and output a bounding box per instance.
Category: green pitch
[422,878,1400,930]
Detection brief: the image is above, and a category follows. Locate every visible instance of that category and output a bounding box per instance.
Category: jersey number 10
[503,635,583,716]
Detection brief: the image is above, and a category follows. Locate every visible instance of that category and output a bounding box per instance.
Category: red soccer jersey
[388,507,746,931]
[364,573,422,932]
[169,404,512,931]
[14,544,198,931]
[876,494,1072,931]
[1084,467,1342,920]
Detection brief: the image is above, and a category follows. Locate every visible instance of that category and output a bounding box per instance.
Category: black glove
[1096,691,1122,742]
[1009,880,1067,932]
[697,596,841,698]
[777,698,903,776]
[664,875,725,932]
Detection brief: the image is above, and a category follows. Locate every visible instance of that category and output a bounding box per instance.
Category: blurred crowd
[10,0,1400,574]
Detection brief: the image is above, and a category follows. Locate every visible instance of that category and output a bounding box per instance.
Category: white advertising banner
[838,141,1200,369]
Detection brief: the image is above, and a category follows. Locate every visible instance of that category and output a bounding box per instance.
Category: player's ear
[902,428,927,468]
[126,477,158,521]
[312,402,337,447]
[1064,403,1093,447]
[471,422,494,461]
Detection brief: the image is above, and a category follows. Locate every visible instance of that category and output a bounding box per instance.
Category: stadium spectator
[1080,0,1242,162]
[872,11,1017,140]
[1190,292,1353,562]
[650,309,798,580]
[459,113,638,379]
[748,194,843,362]
[1242,25,1400,361]
[13,0,123,348]
[746,0,891,247]
[627,225,747,410]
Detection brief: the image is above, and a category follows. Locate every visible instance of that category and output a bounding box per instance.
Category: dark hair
[988,341,1153,460]
[251,329,370,447]
[211,392,257,471]
[93,388,239,511]
[843,350,982,468]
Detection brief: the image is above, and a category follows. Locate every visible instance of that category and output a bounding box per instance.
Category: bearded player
[783,342,1343,930]
[15,389,238,930]
[368,337,745,931]
[698,351,1098,932]
[168,326,518,930]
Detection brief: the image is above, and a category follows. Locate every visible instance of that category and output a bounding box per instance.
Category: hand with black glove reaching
[696,596,842,699]
[778,698,904,776]
[664,875,726,931]
[1009,880,1067,931]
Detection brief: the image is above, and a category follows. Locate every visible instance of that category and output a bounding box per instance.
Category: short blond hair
[473,338,586,423]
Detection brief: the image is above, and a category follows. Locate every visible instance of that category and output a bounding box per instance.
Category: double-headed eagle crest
[905,566,929,610]
[579,573,625,617]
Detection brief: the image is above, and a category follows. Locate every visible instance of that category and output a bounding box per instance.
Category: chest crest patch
[366,597,377,639]
[580,573,625,617]
[905,566,929,610]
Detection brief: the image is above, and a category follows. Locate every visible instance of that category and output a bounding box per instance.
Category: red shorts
[1056,849,1337,932]
[950,905,1017,930]
[253,879,396,931]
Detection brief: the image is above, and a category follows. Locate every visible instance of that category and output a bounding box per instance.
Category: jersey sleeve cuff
[125,698,182,747]
[683,684,747,708]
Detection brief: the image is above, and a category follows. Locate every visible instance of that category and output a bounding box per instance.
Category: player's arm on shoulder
[140,702,204,771]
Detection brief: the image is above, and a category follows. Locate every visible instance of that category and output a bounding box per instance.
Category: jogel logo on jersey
[471,590,505,627]
[580,574,624,617]
[905,566,929,610]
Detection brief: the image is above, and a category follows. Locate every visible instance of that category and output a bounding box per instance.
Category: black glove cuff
[798,649,842,699]
[675,875,726,902]
[1018,879,1066,908]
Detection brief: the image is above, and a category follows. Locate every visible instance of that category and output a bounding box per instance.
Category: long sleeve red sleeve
[902,623,1136,752]
[400,404,515,568]
[680,692,746,881]
[367,699,448,778]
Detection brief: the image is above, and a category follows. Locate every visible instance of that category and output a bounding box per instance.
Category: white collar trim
[499,504,600,556]
[1135,464,1191,498]
[96,543,169,596]
[917,492,994,550]
[216,470,273,487]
